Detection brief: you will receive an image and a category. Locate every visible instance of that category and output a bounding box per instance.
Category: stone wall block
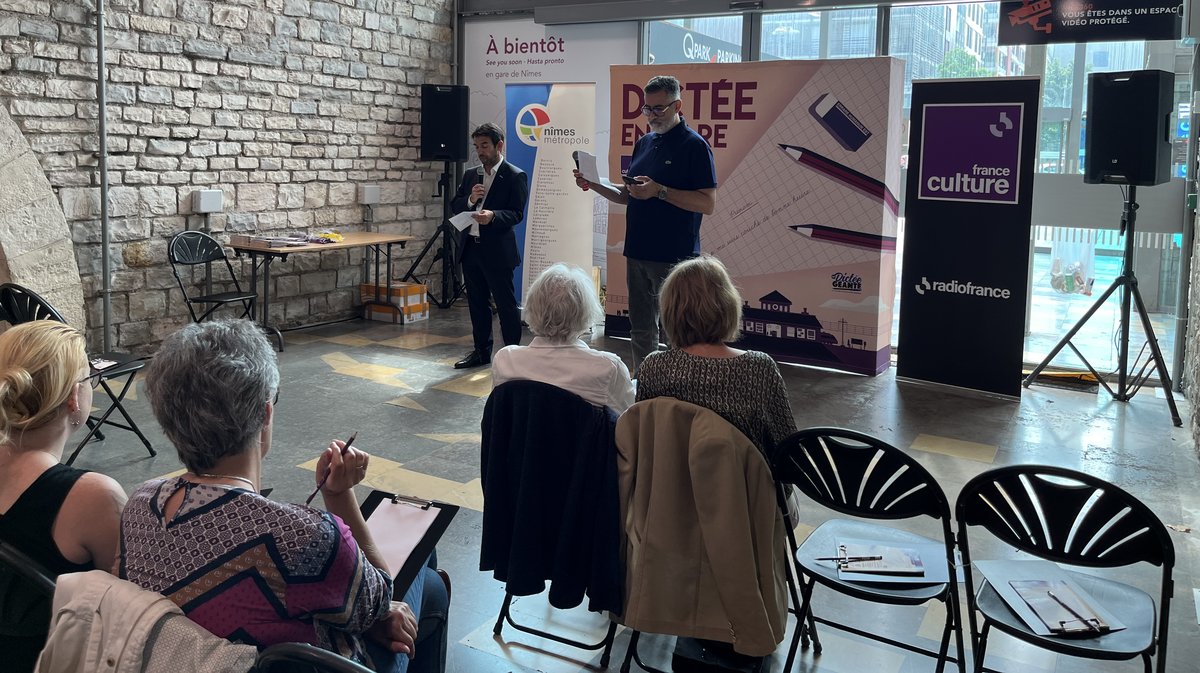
[117,320,151,348]
[277,183,304,209]
[45,78,93,100]
[147,138,187,155]
[183,38,226,59]
[299,269,336,294]
[236,183,277,212]
[140,185,178,215]
[122,239,168,269]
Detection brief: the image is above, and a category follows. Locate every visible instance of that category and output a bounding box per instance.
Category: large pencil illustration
[778,144,900,216]
[789,224,897,252]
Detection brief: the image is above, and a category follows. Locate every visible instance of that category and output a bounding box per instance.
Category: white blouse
[491,337,636,413]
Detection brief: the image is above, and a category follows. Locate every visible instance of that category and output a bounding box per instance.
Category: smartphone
[621,174,644,185]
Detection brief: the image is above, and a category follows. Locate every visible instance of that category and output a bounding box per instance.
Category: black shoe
[454,351,490,369]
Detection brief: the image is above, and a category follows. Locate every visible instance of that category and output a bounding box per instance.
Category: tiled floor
[77,307,1200,672]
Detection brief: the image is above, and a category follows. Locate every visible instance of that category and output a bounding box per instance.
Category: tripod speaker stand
[1023,185,1182,427]
[403,161,465,308]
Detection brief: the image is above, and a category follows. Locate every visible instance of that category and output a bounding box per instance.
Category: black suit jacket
[451,160,529,269]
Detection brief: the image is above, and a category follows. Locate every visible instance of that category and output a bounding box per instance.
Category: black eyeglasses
[78,371,103,390]
[641,100,679,116]
[272,389,279,406]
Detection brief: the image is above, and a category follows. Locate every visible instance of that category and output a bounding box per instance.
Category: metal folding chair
[772,427,964,673]
[168,231,257,323]
[956,465,1174,673]
[0,283,155,465]
[481,381,622,667]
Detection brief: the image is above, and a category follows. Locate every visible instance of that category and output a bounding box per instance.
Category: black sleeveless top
[0,463,95,673]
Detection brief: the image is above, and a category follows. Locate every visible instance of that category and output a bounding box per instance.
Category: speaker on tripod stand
[403,83,470,308]
[1024,69,1182,426]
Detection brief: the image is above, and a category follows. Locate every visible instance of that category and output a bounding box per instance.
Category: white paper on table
[575,150,601,184]
[449,211,476,232]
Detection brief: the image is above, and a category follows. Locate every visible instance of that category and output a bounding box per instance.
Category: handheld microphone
[473,165,484,209]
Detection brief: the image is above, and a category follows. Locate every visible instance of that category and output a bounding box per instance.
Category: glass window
[1026,38,1192,378]
[889,3,1016,348]
[760,8,878,61]
[888,3,1020,110]
[644,17,743,65]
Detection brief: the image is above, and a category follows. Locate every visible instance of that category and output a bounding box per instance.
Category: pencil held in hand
[305,431,358,506]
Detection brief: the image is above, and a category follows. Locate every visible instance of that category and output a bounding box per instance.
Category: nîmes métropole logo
[516,103,551,146]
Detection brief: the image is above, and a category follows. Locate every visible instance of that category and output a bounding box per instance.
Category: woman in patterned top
[0,321,128,673]
[119,319,447,673]
[636,255,798,461]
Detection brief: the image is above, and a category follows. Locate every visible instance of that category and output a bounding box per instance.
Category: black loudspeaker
[1084,70,1174,186]
[420,84,469,162]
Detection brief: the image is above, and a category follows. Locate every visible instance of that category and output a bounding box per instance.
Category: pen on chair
[305,431,358,506]
[813,555,883,562]
[1047,590,1101,632]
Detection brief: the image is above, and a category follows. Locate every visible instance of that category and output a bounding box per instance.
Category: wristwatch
[657,186,668,201]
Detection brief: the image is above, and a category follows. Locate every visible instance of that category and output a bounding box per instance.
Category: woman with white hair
[492,263,635,413]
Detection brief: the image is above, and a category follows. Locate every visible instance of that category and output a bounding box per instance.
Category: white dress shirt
[491,337,636,413]
[467,153,504,238]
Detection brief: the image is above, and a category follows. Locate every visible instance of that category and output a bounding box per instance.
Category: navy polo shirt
[623,119,717,264]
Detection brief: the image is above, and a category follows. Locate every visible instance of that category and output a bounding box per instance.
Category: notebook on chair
[360,489,459,594]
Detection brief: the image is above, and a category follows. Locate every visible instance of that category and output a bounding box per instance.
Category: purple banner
[918,103,1024,206]
[898,79,1040,398]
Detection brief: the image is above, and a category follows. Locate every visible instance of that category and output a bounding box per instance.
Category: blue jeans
[365,563,448,673]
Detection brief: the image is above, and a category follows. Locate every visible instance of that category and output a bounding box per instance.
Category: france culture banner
[897,78,1040,397]
[606,60,904,375]
[504,82,595,299]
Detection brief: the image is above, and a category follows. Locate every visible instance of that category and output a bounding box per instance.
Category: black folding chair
[0,539,57,671]
[956,465,1174,673]
[253,643,375,673]
[773,427,964,673]
[0,283,155,465]
[168,231,257,323]
[480,381,621,667]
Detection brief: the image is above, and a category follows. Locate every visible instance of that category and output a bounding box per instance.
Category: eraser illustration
[810,94,871,152]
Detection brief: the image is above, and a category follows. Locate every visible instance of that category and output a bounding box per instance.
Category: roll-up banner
[606,59,903,375]
[897,78,1041,397]
[504,82,596,300]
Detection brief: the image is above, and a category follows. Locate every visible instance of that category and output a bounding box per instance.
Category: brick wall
[0,0,454,350]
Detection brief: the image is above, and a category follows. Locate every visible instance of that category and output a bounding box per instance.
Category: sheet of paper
[365,499,441,576]
[575,150,601,184]
[449,211,476,232]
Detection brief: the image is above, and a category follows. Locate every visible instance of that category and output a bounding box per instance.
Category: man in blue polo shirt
[573,75,718,373]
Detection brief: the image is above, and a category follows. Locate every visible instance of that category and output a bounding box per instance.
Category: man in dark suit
[450,123,529,369]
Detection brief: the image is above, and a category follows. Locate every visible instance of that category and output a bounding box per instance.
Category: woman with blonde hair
[0,320,128,672]
[492,263,635,412]
[635,255,797,457]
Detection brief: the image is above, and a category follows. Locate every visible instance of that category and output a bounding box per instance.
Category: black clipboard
[360,489,458,595]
